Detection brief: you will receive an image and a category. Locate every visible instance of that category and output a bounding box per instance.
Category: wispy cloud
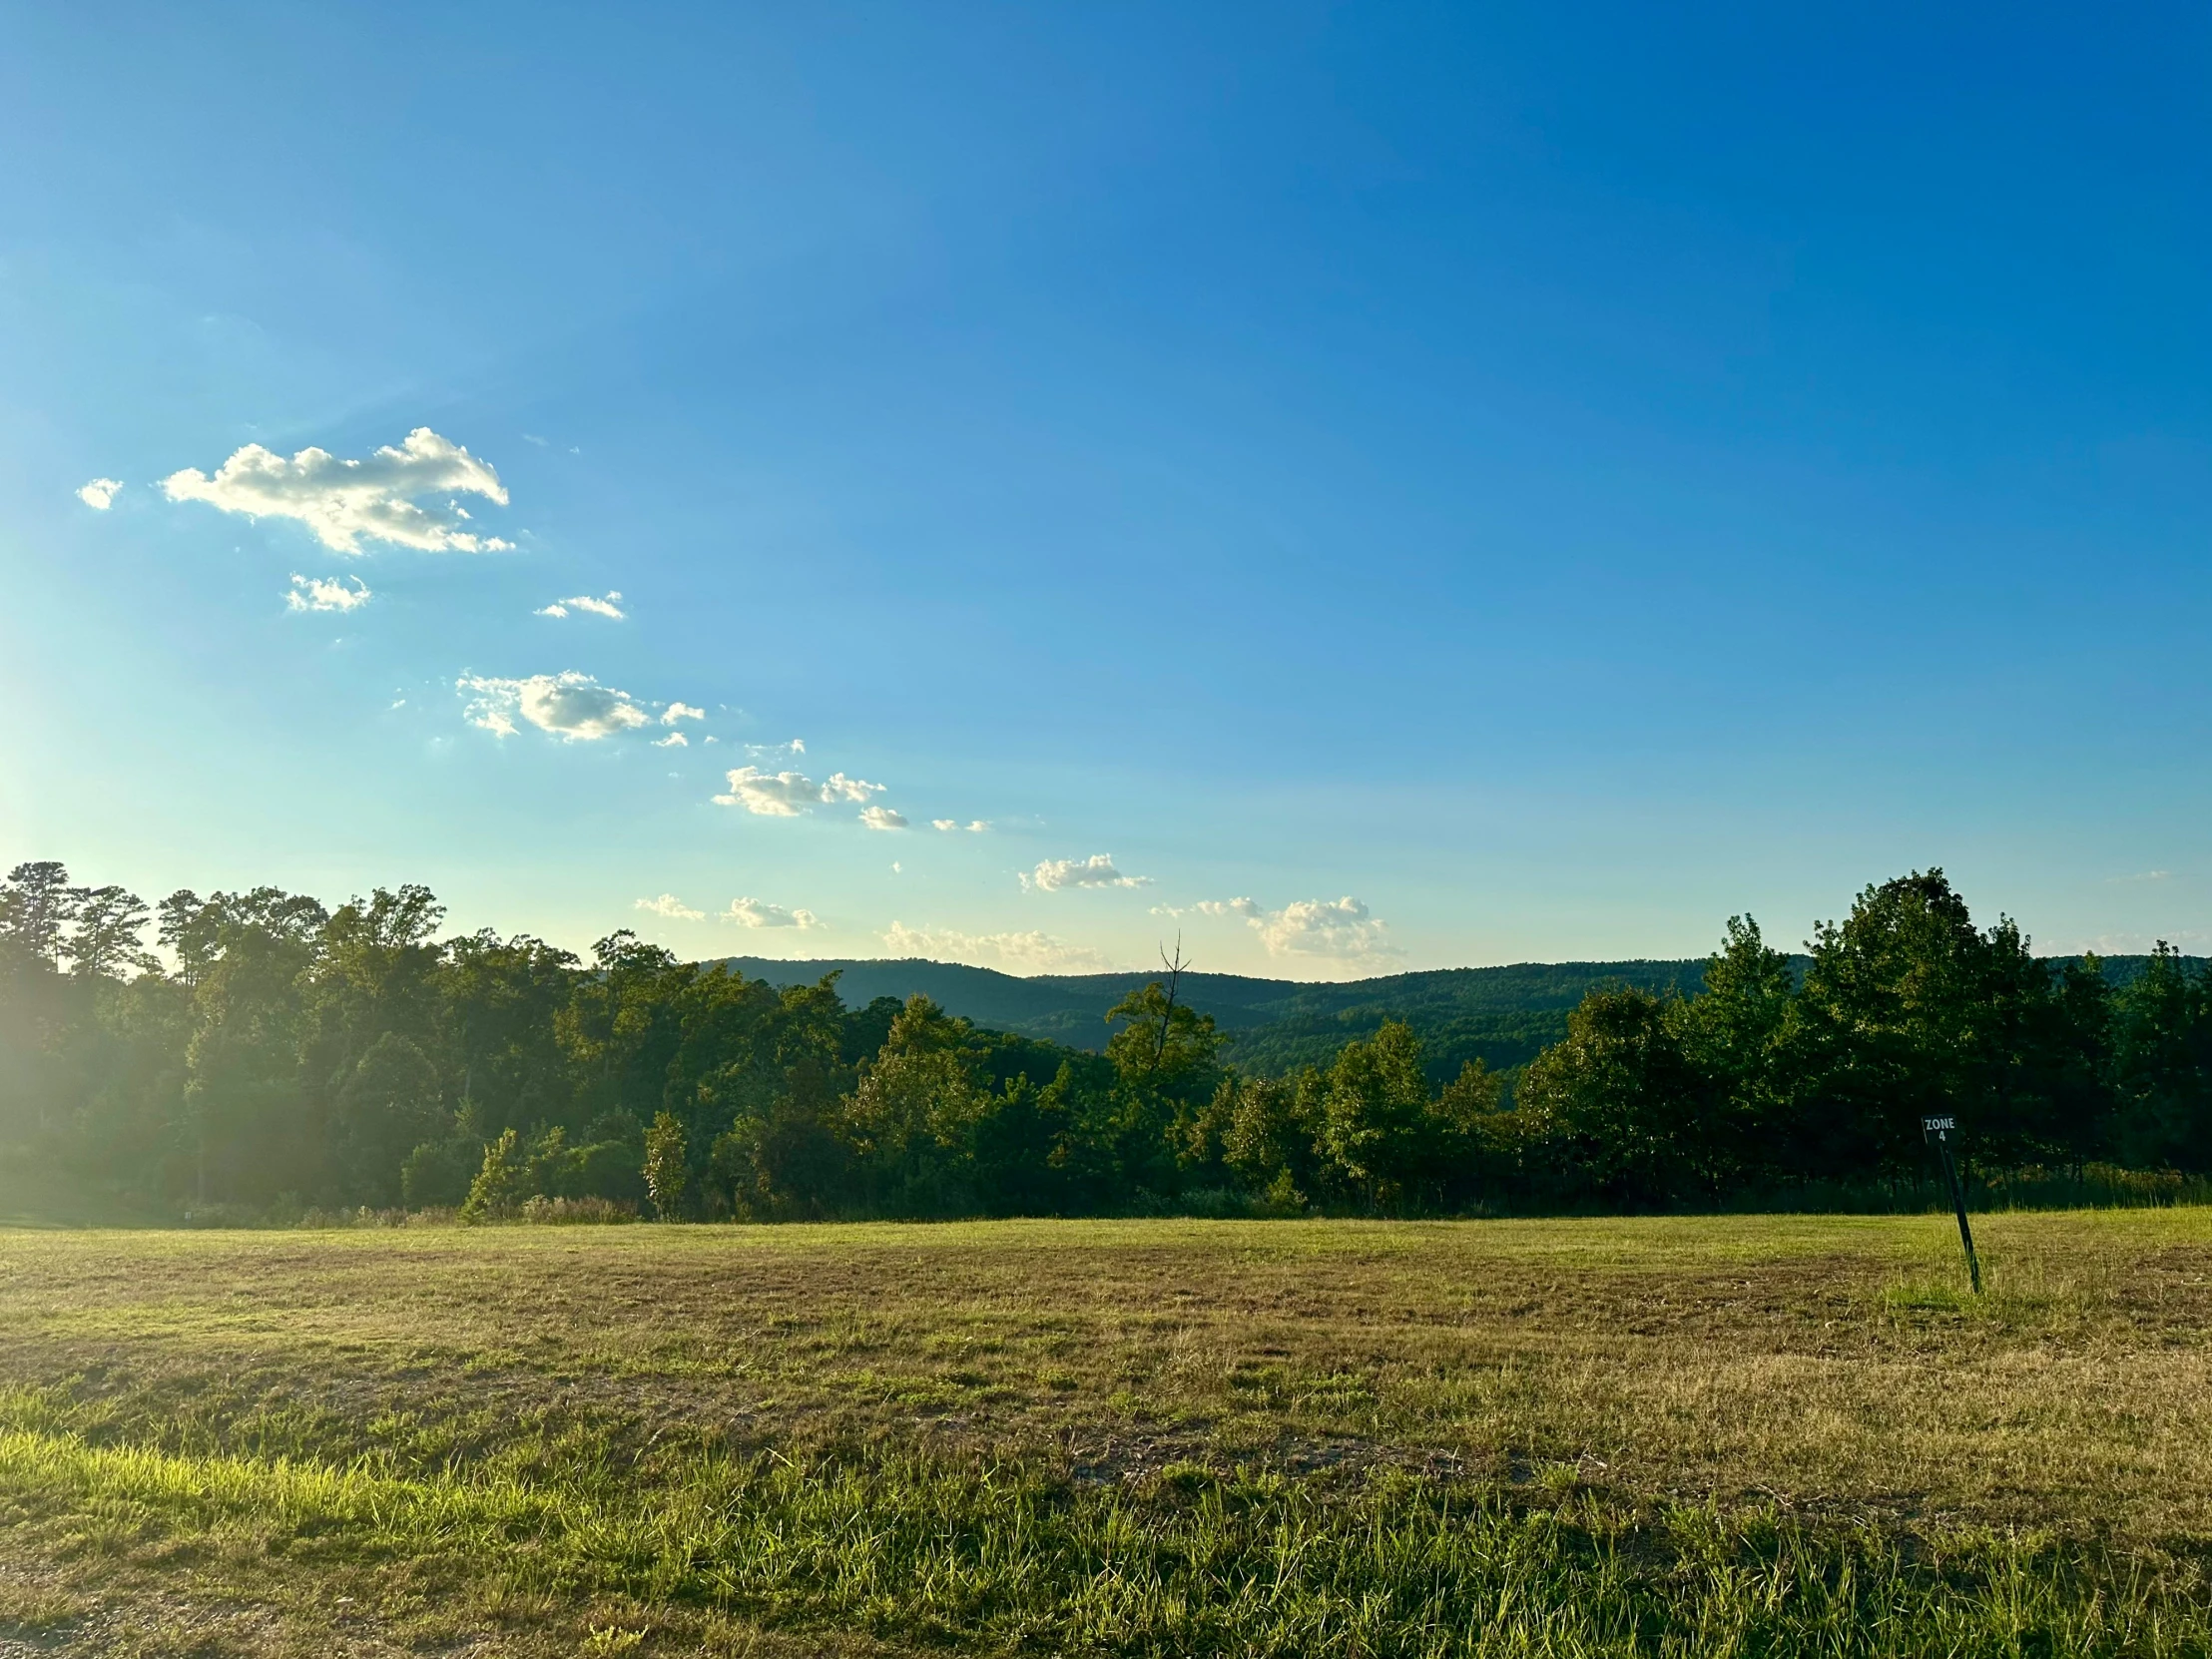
[2109,870,2176,883]
[932,820,990,832]
[880,920,1115,974]
[284,573,371,613]
[858,806,909,831]
[635,893,704,920]
[662,703,704,726]
[1153,897,1261,919]
[537,591,624,620]
[653,732,688,748]
[458,671,656,741]
[1023,853,1151,892]
[2050,929,2210,956]
[726,896,821,929]
[164,428,511,553]
[77,478,122,510]
[1155,894,1400,961]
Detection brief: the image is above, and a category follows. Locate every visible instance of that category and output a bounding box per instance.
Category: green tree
[1104,979,1224,1200]
[401,1112,483,1209]
[0,861,77,968]
[969,1071,1076,1216]
[1104,980,1222,1094]
[330,1032,444,1206]
[157,890,221,986]
[1431,1057,1508,1208]
[459,1127,528,1222]
[0,867,74,1141]
[63,885,154,979]
[2046,953,2117,1164]
[177,887,330,1206]
[1517,987,1715,1206]
[561,931,692,1132]
[1320,1020,1444,1207]
[644,1110,689,1219]
[1684,918,1793,1082]
[842,996,985,1216]
[2110,944,2212,1169]
[436,929,580,1134]
[1785,870,2071,1178]
[1211,1070,1328,1206]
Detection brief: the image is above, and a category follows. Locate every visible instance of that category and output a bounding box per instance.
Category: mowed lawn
[2,1210,2210,1656]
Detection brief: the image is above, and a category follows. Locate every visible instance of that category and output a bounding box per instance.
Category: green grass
[3,1211,2211,1653]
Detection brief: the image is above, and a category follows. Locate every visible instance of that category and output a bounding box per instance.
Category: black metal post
[1936,1138,1980,1294]
[1921,1115,1980,1294]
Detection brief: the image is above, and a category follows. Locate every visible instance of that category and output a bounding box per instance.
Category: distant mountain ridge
[721,956,1718,1079]
[723,952,2195,1081]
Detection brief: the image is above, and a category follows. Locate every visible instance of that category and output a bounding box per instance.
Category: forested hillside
[7,858,2212,1225]
[733,952,2196,1080]
[727,956,1720,1076]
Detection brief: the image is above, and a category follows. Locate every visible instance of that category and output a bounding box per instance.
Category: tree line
[2,859,2209,1221]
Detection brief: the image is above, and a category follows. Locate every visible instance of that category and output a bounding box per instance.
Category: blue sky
[4,2,2209,977]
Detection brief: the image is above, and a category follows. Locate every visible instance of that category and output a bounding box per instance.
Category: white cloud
[713,767,819,816]
[635,893,704,920]
[726,896,822,929]
[163,427,511,553]
[78,478,122,510]
[537,591,624,620]
[457,671,653,741]
[1151,896,1261,918]
[711,764,902,823]
[1250,896,1401,961]
[933,819,990,832]
[880,921,1115,974]
[2054,929,2211,955]
[1155,894,1400,961]
[662,702,705,726]
[1023,853,1151,892]
[1156,897,1263,918]
[284,573,371,613]
[654,732,688,748]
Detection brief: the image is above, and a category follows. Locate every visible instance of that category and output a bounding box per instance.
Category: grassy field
[2,1211,2210,1655]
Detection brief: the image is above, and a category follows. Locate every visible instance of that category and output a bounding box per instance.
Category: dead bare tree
[1151,933,1190,1072]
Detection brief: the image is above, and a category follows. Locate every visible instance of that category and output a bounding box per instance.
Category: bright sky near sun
[3,3,2210,977]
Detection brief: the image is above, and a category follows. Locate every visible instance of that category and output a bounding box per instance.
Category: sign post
[1921,1115,1980,1295]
